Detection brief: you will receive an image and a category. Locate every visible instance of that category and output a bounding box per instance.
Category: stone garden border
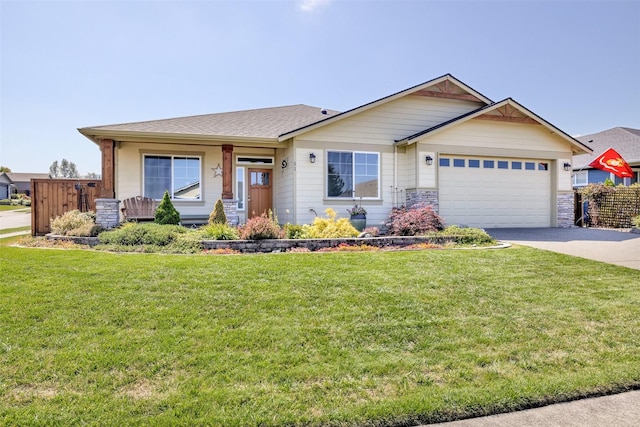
[44,233,507,253]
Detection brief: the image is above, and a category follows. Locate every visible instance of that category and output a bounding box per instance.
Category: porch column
[100,139,116,198]
[222,144,234,199]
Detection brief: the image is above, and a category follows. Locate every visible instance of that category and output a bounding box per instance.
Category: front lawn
[1,246,639,426]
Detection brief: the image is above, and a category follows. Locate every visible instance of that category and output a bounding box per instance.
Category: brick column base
[223,199,239,226]
[95,198,121,229]
[557,192,574,228]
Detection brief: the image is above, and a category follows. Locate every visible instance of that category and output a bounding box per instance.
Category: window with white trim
[236,166,245,210]
[572,171,587,186]
[143,155,201,200]
[327,151,380,198]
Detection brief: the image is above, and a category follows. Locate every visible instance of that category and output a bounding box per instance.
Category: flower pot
[350,214,366,232]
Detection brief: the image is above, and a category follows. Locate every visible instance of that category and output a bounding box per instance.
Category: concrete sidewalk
[429,390,640,426]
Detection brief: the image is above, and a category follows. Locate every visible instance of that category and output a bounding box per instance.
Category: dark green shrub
[154,191,181,225]
[209,199,227,225]
[99,223,185,246]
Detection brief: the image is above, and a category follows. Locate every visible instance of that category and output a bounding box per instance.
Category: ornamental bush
[209,199,227,225]
[50,210,101,236]
[239,212,283,240]
[438,225,495,245]
[284,224,306,239]
[385,204,445,236]
[98,222,186,246]
[200,223,239,240]
[302,208,359,238]
[154,191,181,225]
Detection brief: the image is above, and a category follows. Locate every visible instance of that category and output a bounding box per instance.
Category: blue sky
[1,0,639,175]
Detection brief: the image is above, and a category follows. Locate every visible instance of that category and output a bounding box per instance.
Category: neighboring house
[78,74,591,228]
[0,172,50,198]
[572,127,640,187]
[0,173,11,199]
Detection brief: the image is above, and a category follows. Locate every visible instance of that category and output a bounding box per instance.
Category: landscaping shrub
[284,223,306,239]
[0,199,10,205]
[154,191,181,225]
[385,204,445,236]
[302,208,359,238]
[632,215,640,228]
[50,210,101,236]
[209,199,227,225]
[200,223,239,240]
[98,223,186,246]
[239,212,283,240]
[438,225,496,245]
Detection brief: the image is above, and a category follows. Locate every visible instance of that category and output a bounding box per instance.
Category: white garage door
[438,156,551,228]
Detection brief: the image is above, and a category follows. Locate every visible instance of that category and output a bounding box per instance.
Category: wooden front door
[248,168,273,218]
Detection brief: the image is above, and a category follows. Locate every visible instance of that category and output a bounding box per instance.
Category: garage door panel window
[327,151,379,198]
[440,157,550,173]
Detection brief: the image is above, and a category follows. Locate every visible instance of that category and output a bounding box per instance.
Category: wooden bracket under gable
[475,104,540,125]
[414,80,484,103]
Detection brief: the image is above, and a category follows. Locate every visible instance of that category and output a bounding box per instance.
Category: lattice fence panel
[585,186,640,228]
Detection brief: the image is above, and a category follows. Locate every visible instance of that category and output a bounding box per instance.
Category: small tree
[49,159,79,178]
[154,191,181,225]
[0,166,11,173]
[209,199,227,225]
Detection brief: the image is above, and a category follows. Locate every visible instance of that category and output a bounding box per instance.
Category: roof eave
[78,128,278,145]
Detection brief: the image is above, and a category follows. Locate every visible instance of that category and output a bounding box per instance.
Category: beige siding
[417,119,574,193]
[116,141,221,218]
[275,145,295,224]
[290,95,481,226]
[420,119,573,155]
[300,96,482,144]
[293,141,396,226]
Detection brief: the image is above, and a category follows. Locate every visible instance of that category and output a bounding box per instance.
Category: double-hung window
[327,151,379,198]
[143,155,201,200]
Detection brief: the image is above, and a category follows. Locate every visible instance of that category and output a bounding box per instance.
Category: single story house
[572,127,640,187]
[78,74,591,229]
[0,172,50,198]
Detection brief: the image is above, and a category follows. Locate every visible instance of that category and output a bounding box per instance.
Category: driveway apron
[486,227,640,270]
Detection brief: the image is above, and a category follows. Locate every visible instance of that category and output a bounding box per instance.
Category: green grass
[0,226,30,235]
[1,246,639,426]
[0,205,30,212]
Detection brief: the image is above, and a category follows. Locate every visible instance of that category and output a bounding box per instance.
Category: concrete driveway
[486,227,640,270]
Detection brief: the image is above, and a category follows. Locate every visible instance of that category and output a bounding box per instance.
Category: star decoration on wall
[212,164,223,177]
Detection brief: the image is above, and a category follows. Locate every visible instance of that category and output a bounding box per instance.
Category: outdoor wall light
[425,155,433,165]
[309,153,316,163]
[563,162,571,171]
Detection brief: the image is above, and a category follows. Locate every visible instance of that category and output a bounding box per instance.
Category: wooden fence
[31,179,102,236]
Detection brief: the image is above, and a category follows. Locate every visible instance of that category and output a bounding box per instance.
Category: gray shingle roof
[6,173,50,182]
[573,127,640,169]
[81,105,340,139]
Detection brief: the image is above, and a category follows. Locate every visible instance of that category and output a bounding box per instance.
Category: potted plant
[347,203,367,232]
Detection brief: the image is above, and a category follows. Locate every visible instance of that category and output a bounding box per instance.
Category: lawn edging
[201,235,457,253]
